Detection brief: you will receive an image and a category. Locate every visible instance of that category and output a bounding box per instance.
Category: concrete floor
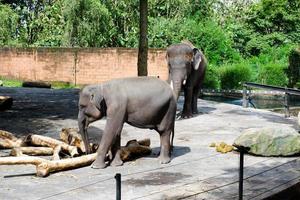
[0,87,299,200]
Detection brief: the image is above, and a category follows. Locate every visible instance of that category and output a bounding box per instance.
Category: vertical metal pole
[284,92,290,118]
[239,148,244,200]
[115,173,121,200]
[242,86,248,108]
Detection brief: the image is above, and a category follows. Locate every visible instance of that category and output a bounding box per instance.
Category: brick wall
[0,47,168,85]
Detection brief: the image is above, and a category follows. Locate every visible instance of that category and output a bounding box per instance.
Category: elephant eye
[79,105,85,109]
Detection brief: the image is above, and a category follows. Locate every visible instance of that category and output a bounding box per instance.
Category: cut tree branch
[25,134,79,157]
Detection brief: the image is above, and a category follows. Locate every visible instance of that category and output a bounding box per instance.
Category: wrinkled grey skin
[78,77,177,169]
[166,41,207,118]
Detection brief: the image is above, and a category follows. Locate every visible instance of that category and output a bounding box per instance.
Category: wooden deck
[0,88,299,200]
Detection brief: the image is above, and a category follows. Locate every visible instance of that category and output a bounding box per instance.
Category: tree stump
[0,96,13,111]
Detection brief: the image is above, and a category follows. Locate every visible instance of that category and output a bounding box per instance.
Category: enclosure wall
[0,48,168,85]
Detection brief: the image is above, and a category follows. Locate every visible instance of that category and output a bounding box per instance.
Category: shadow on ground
[0,87,79,136]
[164,155,300,200]
[148,146,191,160]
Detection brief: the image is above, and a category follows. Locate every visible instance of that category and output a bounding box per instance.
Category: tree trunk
[137,0,148,76]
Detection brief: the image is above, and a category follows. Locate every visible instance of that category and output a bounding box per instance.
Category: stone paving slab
[0,87,299,200]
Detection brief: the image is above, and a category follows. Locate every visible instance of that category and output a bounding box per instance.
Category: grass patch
[50,81,78,89]
[0,77,79,89]
[0,77,22,87]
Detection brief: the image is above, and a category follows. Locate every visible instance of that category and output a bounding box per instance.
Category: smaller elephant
[167,41,207,118]
[78,77,176,169]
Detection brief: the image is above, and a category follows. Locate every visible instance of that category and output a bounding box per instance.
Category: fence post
[115,173,121,200]
[235,146,249,200]
[242,85,249,108]
[284,92,290,118]
[239,148,244,200]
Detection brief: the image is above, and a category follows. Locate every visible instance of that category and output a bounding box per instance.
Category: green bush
[219,63,252,89]
[203,65,220,89]
[257,63,288,87]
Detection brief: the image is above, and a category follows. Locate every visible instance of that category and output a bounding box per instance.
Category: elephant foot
[181,113,193,119]
[159,155,171,164]
[111,158,123,167]
[192,110,198,114]
[91,159,107,169]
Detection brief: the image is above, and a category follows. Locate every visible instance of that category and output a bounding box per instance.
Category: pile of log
[0,129,151,177]
[0,96,13,111]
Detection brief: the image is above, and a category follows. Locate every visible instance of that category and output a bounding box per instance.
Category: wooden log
[0,130,18,140]
[53,145,62,160]
[22,81,51,88]
[0,138,152,177]
[0,154,97,177]
[60,128,85,153]
[10,147,54,156]
[120,139,152,161]
[0,130,25,149]
[0,156,45,166]
[0,96,13,111]
[0,138,24,149]
[136,138,151,147]
[36,153,97,177]
[25,134,78,157]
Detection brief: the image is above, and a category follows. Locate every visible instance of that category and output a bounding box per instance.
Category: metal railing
[243,82,300,117]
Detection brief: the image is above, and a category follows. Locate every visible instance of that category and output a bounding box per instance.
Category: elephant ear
[192,48,202,70]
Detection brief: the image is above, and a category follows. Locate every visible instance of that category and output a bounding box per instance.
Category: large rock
[233,127,300,156]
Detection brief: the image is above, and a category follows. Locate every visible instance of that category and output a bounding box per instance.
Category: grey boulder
[234,127,300,156]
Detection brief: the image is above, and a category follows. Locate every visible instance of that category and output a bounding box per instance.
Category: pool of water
[202,95,300,110]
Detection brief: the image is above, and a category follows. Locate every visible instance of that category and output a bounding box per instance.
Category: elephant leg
[158,129,171,164]
[182,87,193,118]
[110,133,123,167]
[192,87,200,114]
[92,114,124,169]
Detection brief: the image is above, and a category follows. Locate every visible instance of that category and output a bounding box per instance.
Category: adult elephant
[78,77,176,169]
[166,41,207,118]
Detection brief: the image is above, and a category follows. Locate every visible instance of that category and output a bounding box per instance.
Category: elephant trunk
[78,112,90,154]
[172,81,182,100]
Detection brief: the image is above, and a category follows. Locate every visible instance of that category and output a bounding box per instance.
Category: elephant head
[166,42,203,100]
[78,85,106,154]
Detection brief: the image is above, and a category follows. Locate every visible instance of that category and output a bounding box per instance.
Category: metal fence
[243,82,300,117]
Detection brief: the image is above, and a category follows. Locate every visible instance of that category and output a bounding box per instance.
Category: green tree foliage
[0,4,18,45]
[63,0,114,47]
[33,0,65,46]
[245,0,300,55]
[180,19,240,65]
[99,1,139,46]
